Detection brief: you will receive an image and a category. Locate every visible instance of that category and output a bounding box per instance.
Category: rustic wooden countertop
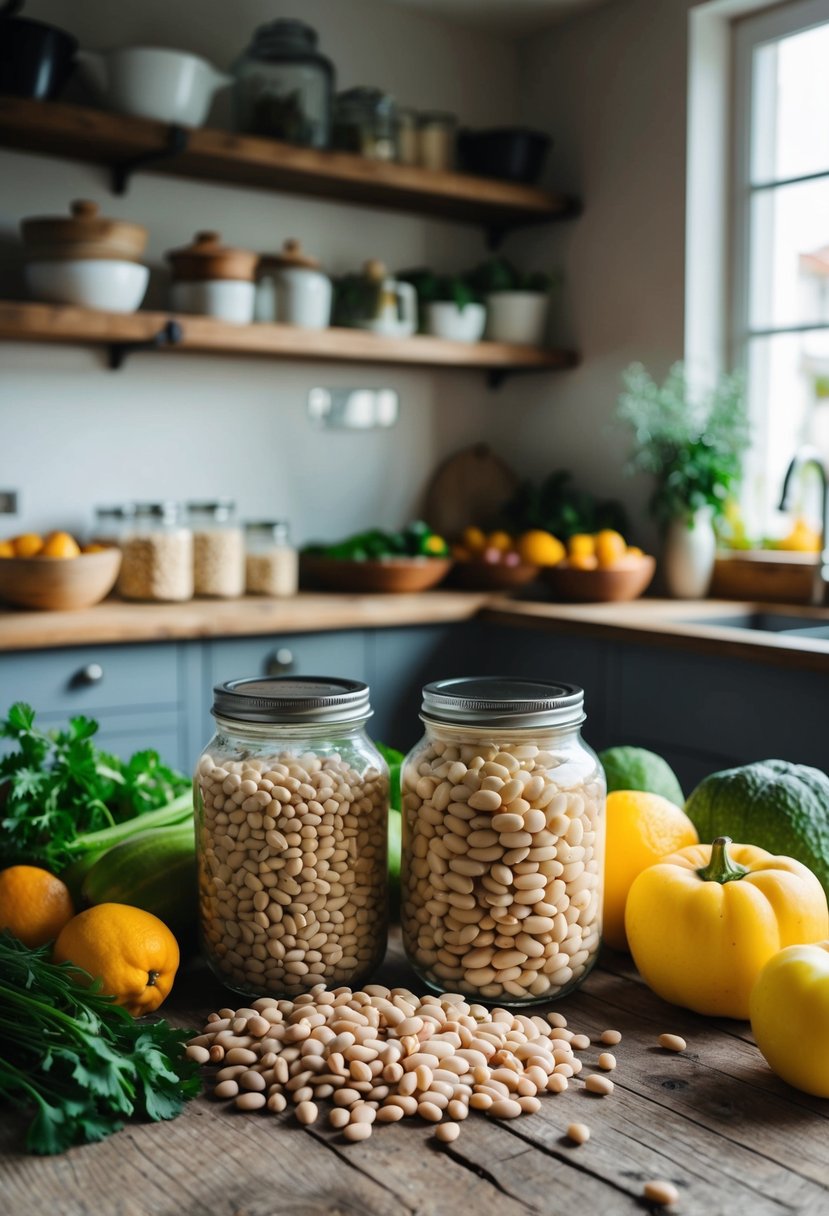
[2,932,826,1216]
[2,591,829,672]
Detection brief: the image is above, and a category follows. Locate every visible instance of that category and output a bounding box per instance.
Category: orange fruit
[627,546,644,558]
[486,530,513,553]
[54,903,180,1016]
[41,531,81,559]
[0,539,13,558]
[595,529,628,568]
[12,532,43,558]
[568,533,595,559]
[603,790,699,952]
[0,865,75,948]
[461,526,487,555]
[82,542,108,554]
[517,530,566,567]
[568,553,598,571]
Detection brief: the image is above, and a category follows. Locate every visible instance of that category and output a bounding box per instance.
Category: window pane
[748,177,829,329]
[751,20,829,183]
[743,330,829,538]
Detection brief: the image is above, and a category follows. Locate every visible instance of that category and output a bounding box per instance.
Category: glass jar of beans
[188,500,245,599]
[401,677,605,1005]
[195,676,389,998]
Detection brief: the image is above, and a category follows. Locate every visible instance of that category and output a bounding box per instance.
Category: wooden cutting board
[421,443,521,540]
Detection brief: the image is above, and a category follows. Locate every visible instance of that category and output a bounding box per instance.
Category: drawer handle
[71,663,104,687]
[264,648,294,676]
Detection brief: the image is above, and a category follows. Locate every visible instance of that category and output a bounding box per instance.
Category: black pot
[457,128,551,185]
[0,2,78,100]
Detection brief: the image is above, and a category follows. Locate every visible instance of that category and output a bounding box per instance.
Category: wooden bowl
[448,560,540,591]
[301,555,453,594]
[0,548,122,610]
[542,556,656,603]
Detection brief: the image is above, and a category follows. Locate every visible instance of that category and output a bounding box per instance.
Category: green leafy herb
[0,703,190,871]
[616,362,750,526]
[501,470,628,540]
[0,932,200,1155]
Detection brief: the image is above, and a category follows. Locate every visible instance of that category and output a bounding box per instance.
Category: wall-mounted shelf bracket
[108,319,183,369]
[111,124,189,195]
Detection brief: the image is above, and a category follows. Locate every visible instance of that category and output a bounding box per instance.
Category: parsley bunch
[0,932,200,1154]
[0,703,190,871]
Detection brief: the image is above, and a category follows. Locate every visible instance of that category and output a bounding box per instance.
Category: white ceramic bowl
[77,47,231,127]
[171,279,255,325]
[425,301,486,343]
[25,259,149,312]
[485,291,550,346]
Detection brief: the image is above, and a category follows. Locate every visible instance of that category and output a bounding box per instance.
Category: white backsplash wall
[0,0,522,540]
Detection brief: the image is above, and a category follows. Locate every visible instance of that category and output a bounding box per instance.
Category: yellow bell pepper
[750,940,829,1097]
[625,836,829,1018]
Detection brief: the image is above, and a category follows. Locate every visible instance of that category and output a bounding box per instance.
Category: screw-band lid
[421,676,584,729]
[212,676,372,724]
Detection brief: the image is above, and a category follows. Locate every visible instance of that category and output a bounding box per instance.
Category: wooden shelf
[0,99,578,235]
[0,301,578,377]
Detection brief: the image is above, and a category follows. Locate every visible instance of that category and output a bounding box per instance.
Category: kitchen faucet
[778,446,829,606]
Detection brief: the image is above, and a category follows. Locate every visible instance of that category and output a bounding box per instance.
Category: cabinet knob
[72,663,104,687]
[264,648,294,676]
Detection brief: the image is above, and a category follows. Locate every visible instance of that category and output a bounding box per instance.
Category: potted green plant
[468,257,556,346]
[398,268,486,342]
[616,362,749,598]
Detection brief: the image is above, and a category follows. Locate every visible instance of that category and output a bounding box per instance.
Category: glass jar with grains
[118,502,193,602]
[188,500,245,599]
[401,677,605,1005]
[195,676,389,997]
[244,520,298,597]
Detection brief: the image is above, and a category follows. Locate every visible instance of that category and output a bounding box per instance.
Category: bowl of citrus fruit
[0,531,121,610]
[542,530,655,602]
[450,526,564,590]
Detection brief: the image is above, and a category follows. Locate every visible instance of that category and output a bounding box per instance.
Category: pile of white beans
[195,748,388,996]
[401,734,604,1003]
[186,981,622,1142]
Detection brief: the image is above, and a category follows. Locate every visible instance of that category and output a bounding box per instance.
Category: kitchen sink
[683,611,829,639]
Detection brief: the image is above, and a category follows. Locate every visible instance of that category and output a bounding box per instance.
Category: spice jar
[417,111,456,171]
[188,500,245,599]
[195,676,389,997]
[396,107,418,165]
[118,502,193,602]
[401,677,605,1005]
[244,520,298,596]
[332,87,398,160]
[232,19,334,147]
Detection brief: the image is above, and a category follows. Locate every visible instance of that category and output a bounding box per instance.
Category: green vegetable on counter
[304,520,449,562]
[0,703,191,876]
[0,932,200,1155]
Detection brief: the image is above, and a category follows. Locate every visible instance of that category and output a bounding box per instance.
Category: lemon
[568,533,595,559]
[603,789,698,952]
[12,533,43,558]
[517,530,565,567]
[595,529,627,568]
[0,539,13,558]
[42,531,81,559]
[461,526,487,555]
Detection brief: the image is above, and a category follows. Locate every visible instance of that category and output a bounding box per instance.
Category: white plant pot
[25,259,149,312]
[662,507,717,599]
[425,301,486,343]
[485,291,549,346]
[171,280,255,324]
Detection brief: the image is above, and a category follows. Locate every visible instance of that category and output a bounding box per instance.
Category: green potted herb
[616,362,749,597]
[398,268,486,342]
[468,257,556,346]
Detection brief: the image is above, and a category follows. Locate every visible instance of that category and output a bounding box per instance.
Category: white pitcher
[78,46,231,126]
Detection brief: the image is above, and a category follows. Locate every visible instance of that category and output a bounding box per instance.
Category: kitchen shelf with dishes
[0,98,580,242]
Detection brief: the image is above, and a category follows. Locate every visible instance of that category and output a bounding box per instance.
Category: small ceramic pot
[21,199,147,262]
[25,259,149,312]
[256,239,332,329]
[486,291,549,346]
[425,301,486,343]
[77,46,231,126]
[171,280,255,324]
[167,231,258,324]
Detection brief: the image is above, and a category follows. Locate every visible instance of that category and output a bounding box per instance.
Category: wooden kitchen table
[2,932,827,1216]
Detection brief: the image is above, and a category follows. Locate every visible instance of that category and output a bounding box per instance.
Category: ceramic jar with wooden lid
[167,231,259,324]
[20,199,149,312]
[255,238,332,329]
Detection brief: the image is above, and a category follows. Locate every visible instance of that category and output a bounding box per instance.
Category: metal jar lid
[421,676,584,729]
[212,676,372,724]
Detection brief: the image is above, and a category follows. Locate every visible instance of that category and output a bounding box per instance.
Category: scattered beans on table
[566,1121,590,1144]
[643,1180,680,1207]
[658,1034,687,1053]
[600,1029,622,1045]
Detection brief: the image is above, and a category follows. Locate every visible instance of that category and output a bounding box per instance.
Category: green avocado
[599,745,684,806]
[684,759,829,895]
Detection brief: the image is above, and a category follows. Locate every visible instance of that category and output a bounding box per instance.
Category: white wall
[0,0,521,541]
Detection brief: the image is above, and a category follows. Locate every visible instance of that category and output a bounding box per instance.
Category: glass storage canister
[332,87,398,161]
[90,503,133,548]
[195,676,389,997]
[244,520,298,597]
[417,111,457,171]
[188,500,245,599]
[401,677,605,1005]
[118,502,193,602]
[232,19,334,147]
